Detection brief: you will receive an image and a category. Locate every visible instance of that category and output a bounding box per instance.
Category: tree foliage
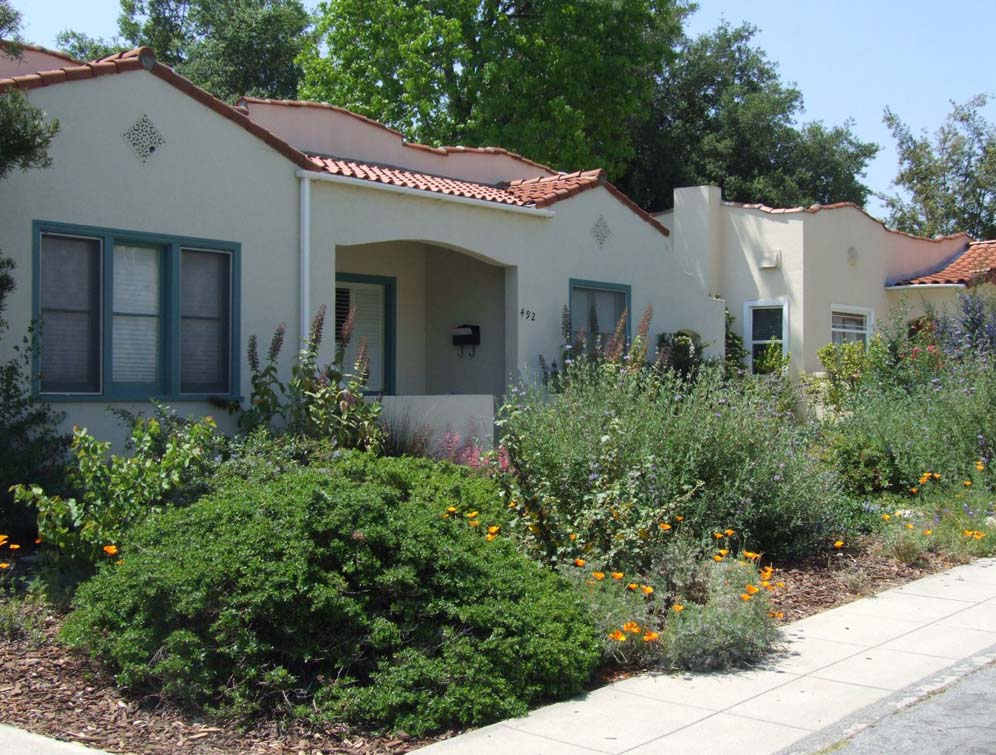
[881,95,996,240]
[618,23,878,210]
[54,30,122,62]
[0,1,60,181]
[57,0,310,101]
[299,0,684,177]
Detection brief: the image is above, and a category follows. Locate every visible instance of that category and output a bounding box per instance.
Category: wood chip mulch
[0,545,963,755]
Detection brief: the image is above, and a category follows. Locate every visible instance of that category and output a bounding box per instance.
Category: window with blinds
[338,281,385,392]
[112,244,160,384]
[831,311,869,346]
[748,304,785,372]
[36,225,236,399]
[180,250,230,394]
[39,234,102,393]
[569,283,628,345]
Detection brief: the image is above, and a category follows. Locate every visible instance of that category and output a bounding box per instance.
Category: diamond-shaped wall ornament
[123,114,166,163]
[591,215,612,249]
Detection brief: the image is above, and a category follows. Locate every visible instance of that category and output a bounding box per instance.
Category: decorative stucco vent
[591,215,612,249]
[123,115,166,163]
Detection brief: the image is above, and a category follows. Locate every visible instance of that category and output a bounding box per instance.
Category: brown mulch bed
[0,546,963,755]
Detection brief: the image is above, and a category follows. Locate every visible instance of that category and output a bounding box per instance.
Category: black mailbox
[452,324,480,358]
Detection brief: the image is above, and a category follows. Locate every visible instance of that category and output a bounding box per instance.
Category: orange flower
[718,548,729,557]
[932,473,941,480]
[675,516,684,522]
[923,529,933,536]
[446,506,457,514]
[102,545,118,556]
[775,581,785,588]
[34,538,42,545]
[574,558,587,567]
[881,514,891,521]
[623,621,641,633]
[611,572,624,580]
[643,631,660,642]
[0,563,9,569]
[569,533,578,541]
[659,522,672,531]
[905,523,914,530]
[641,585,654,595]
[833,540,844,549]
[739,593,752,601]
[725,528,735,536]
[672,603,685,612]
[910,487,919,494]
[485,534,497,541]
[487,525,501,534]
[769,610,785,619]
[469,520,480,528]
[745,584,759,595]
[508,500,518,509]
[713,532,724,539]
[743,551,760,560]
[626,582,639,591]
[609,629,626,641]
[8,544,20,551]
[963,480,972,487]
[712,555,723,562]
[593,571,605,580]
[466,511,478,518]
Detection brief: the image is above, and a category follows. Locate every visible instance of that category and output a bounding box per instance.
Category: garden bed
[0,546,958,755]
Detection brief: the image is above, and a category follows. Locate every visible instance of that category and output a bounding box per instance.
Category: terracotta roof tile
[1,48,669,235]
[725,200,972,244]
[894,240,996,286]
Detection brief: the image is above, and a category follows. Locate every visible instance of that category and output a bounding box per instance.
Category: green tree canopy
[299,0,684,177]
[882,95,996,240]
[57,0,311,101]
[618,23,878,210]
[1,1,60,181]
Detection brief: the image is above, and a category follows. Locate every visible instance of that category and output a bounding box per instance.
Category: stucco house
[658,186,995,375]
[0,47,725,447]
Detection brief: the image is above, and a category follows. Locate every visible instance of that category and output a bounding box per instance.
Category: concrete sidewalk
[6,559,996,755]
[415,557,996,755]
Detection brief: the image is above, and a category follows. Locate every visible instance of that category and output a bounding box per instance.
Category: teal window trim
[335,272,396,396]
[32,220,241,402]
[568,278,633,342]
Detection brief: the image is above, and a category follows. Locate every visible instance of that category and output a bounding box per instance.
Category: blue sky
[17,0,996,219]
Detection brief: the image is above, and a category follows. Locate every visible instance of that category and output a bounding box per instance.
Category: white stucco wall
[425,247,506,396]
[670,186,971,376]
[0,71,301,443]
[241,100,557,184]
[307,180,726,388]
[802,209,967,372]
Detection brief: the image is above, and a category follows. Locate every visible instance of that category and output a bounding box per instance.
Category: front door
[335,275,394,394]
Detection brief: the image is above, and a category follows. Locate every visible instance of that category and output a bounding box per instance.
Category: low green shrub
[63,461,599,736]
[12,409,221,569]
[499,361,856,568]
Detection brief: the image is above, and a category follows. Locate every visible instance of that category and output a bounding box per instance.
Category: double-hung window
[831,307,873,347]
[745,299,788,373]
[36,223,239,399]
[569,279,631,347]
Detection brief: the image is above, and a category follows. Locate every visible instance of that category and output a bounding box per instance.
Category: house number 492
[520,308,536,321]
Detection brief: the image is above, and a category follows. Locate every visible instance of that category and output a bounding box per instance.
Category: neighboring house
[0,48,725,448]
[657,186,993,376]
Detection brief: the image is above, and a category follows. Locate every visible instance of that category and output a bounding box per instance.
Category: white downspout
[299,173,311,343]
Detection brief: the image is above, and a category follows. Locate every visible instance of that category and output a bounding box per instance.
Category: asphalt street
[826,661,996,755]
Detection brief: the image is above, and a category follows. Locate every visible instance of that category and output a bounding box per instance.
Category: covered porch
[334,240,517,451]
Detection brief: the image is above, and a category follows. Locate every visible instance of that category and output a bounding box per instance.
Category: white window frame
[744,298,789,374]
[830,304,874,348]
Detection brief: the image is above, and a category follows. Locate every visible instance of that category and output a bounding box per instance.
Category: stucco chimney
[672,185,723,294]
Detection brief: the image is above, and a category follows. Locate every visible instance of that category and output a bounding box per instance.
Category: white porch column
[504,266,519,388]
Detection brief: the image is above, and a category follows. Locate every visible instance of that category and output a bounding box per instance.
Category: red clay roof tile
[894,240,996,286]
[1,48,669,235]
[724,200,972,244]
